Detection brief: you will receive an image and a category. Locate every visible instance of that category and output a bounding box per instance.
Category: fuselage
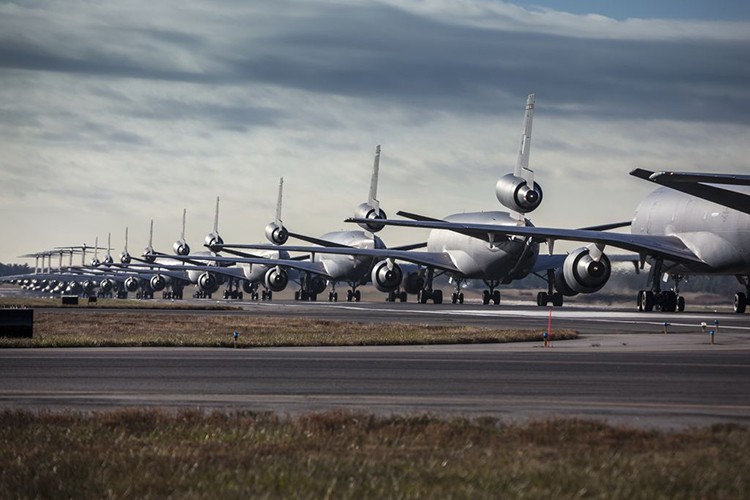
[632,187,750,274]
[316,230,385,282]
[427,211,539,280]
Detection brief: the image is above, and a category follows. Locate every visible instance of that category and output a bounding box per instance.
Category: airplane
[202,145,430,302]
[349,162,750,312]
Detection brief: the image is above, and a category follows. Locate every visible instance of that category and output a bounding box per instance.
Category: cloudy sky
[1,0,749,263]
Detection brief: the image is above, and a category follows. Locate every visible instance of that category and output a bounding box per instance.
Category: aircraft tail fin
[514,93,535,185]
[368,145,381,211]
[181,208,187,240]
[124,227,129,254]
[276,178,284,226]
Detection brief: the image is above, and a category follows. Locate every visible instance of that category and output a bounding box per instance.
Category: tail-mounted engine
[173,239,190,256]
[370,260,403,293]
[150,274,167,292]
[554,246,611,297]
[495,174,543,214]
[354,202,387,233]
[204,232,224,253]
[264,267,288,292]
[124,277,140,292]
[265,222,289,245]
[120,252,131,265]
[198,272,221,294]
[103,255,114,267]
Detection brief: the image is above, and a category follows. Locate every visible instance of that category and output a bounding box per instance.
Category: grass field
[0,310,576,348]
[1,409,747,498]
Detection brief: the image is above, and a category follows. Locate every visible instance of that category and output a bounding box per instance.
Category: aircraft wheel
[419,290,429,304]
[492,290,501,305]
[346,290,353,302]
[458,292,464,304]
[552,293,563,307]
[644,291,655,312]
[637,290,644,311]
[267,291,273,301]
[482,290,490,305]
[734,292,747,314]
[354,290,361,302]
[433,290,443,304]
[333,292,338,302]
[537,291,548,307]
[451,293,457,304]
[677,296,685,312]
[329,292,334,302]
[399,292,407,302]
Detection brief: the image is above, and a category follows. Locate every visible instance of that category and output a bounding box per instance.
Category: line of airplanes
[6,94,750,313]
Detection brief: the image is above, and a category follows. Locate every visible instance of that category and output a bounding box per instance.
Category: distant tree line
[0,263,31,277]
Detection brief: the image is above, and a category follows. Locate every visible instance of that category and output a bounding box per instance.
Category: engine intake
[265,222,289,245]
[99,278,114,293]
[495,174,543,213]
[120,252,132,265]
[204,232,224,253]
[173,240,191,256]
[124,276,140,292]
[150,274,167,292]
[555,247,611,296]
[198,272,220,293]
[354,202,387,233]
[370,261,403,293]
[264,267,289,292]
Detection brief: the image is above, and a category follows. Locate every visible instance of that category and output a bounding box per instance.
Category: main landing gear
[733,275,749,314]
[481,280,501,305]
[386,290,408,302]
[636,261,686,312]
[417,268,442,304]
[450,278,464,304]
[536,269,563,307]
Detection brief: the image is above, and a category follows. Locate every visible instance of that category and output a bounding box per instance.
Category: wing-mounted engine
[308,275,327,295]
[264,267,289,292]
[495,174,543,214]
[99,278,114,293]
[197,272,222,294]
[82,280,95,295]
[354,202,388,233]
[241,280,257,294]
[370,260,403,293]
[265,222,289,245]
[403,270,425,295]
[124,277,140,292]
[554,246,611,297]
[149,274,167,292]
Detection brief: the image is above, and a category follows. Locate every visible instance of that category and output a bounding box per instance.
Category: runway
[3,300,750,429]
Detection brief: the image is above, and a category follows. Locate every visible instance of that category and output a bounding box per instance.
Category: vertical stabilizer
[213,197,220,234]
[181,208,187,240]
[148,220,154,249]
[514,93,535,185]
[124,227,129,254]
[368,145,381,211]
[276,178,284,226]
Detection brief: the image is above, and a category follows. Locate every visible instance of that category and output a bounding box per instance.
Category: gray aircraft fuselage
[632,186,750,274]
[315,230,386,282]
[427,212,539,280]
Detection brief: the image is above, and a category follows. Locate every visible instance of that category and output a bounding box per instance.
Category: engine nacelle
[354,202,387,233]
[120,252,131,265]
[495,174,543,213]
[124,277,140,292]
[103,255,114,267]
[308,275,327,295]
[403,271,425,294]
[198,272,221,294]
[82,280,95,294]
[265,222,289,245]
[370,261,403,293]
[90,257,101,267]
[66,281,82,295]
[142,248,157,263]
[173,239,191,256]
[150,274,167,292]
[204,232,224,253]
[264,267,289,292]
[555,247,611,297]
[99,278,114,293]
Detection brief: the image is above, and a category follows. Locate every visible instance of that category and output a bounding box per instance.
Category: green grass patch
[0,409,747,498]
[0,311,576,347]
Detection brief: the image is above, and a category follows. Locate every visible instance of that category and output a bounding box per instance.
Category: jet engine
[124,277,140,292]
[149,274,167,292]
[99,278,114,293]
[554,246,611,296]
[354,202,387,233]
[495,174,543,213]
[173,239,190,256]
[103,255,114,267]
[204,232,224,253]
[370,260,403,293]
[308,275,327,295]
[242,280,257,294]
[198,272,221,294]
[66,281,83,295]
[265,222,289,245]
[264,267,289,292]
[403,271,425,295]
[120,251,131,265]
[82,280,95,295]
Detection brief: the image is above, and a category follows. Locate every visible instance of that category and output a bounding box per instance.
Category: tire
[482,290,490,305]
[492,290,501,305]
[399,292,407,302]
[734,292,747,314]
[677,296,685,312]
[637,290,644,311]
[347,290,353,302]
[458,293,464,304]
[644,291,655,312]
[451,293,457,304]
[354,290,361,302]
[537,291,548,307]
[552,293,563,307]
[433,290,443,304]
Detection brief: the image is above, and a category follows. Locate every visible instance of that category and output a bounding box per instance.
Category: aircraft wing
[207,243,462,274]
[346,214,704,265]
[160,254,333,280]
[631,168,750,215]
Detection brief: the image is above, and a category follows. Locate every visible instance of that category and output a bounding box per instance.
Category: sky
[1,0,749,263]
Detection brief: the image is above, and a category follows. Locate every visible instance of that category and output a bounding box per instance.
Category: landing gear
[261,290,273,301]
[734,292,747,314]
[536,269,563,307]
[481,280,501,305]
[328,291,338,302]
[346,288,361,302]
[450,279,464,304]
[386,290,407,302]
[415,268,443,304]
[636,265,686,313]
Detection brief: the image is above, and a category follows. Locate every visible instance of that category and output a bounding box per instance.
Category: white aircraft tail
[213,196,220,234]
[368,145,381,212]
[275,178,284,226]
[181,208,187,240]
[514,93,535,186]
[124,227,129,254]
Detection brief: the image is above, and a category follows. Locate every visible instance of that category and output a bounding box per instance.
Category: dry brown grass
[0,409,747,498]
[0,310,577,347]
